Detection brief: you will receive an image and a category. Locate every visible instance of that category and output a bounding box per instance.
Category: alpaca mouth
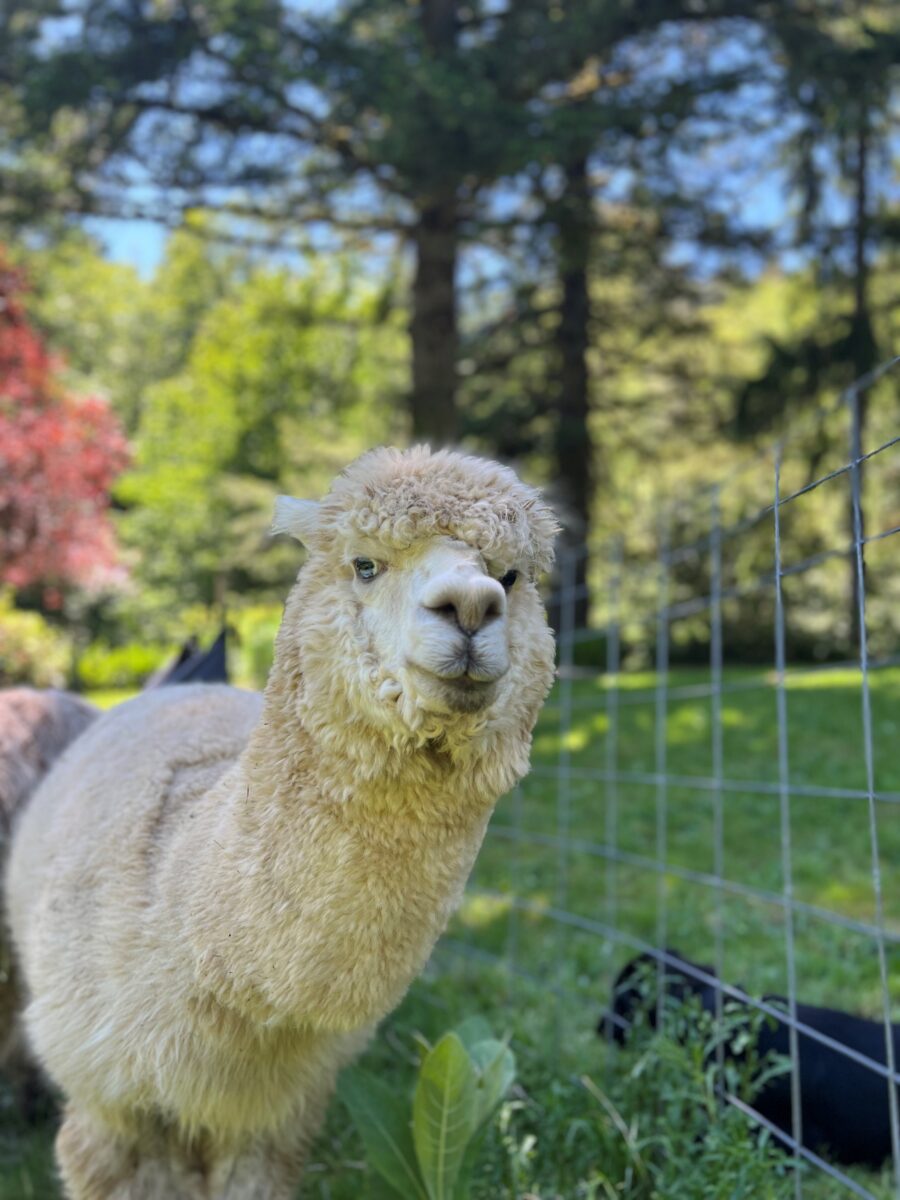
[407,663,500,712]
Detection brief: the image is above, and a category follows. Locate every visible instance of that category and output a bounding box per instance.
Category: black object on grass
[599,949,900,1169]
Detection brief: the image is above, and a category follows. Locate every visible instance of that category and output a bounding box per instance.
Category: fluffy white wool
[6,446,558,1199]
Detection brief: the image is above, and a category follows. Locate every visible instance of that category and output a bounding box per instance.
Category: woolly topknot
[316,446,559,577]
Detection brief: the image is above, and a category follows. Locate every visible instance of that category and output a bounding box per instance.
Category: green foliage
[13,233,156,435]
[338,1020,516,1200]
[0,1119,57,1200]
[339,1071,428,1200]
[115,242,407,616]
[230,604,283,689]
[413,1033,478,1199]
[587,964,792,1200]
[0,591,71,687]
[9,229,409,644]
[75,640,171,690]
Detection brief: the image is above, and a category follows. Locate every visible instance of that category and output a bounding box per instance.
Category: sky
[84,217,169,278]
[67,12,898,286]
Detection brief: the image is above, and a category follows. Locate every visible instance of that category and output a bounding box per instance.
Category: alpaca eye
[353,557,381,581]
[498,569,519,591]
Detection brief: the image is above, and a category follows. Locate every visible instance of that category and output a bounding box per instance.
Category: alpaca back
[6,684,261,955]
[5,685,263,1114]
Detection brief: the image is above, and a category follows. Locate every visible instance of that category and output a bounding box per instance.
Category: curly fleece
[315,445,558,576]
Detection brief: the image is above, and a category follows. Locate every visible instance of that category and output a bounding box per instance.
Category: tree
[1,0,479,439]
[0,0,762,450]
[731,5,900,644]
[0,250,129,606]
[116,249,408,623]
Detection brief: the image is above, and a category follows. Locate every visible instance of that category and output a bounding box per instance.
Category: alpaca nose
[422,573,506,635]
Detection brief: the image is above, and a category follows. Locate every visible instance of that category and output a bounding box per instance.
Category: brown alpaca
[0,688,97,833]
[0,688,98,1110]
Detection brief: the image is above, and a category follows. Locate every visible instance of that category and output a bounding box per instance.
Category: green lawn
[83,687,139,710]
[5,668,899,1197]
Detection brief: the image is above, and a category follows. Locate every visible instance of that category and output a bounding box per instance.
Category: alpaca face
[274,447,559,739]
[347,535,515,716]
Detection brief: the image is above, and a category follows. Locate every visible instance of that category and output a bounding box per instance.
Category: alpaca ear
[271,496,320,544]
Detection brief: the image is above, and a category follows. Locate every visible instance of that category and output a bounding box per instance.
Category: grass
[7,666,900,1196]
[82,687,139,710]
[479,663,900,1016]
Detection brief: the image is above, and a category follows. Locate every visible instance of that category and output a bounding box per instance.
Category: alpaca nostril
[427,600,470,633]
[484,597,502,622]
[422,571,507,637]
[424,591,504,636]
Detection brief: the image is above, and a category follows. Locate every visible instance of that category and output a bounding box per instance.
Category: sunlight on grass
[666,705,708,742]
[83,688,139,710]
[815,879,875,917]
[720,705,748,727]
[779,667,863,690]
[561,726,590,751]
[458,893,512,929]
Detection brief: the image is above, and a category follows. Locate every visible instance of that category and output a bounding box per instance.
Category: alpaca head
[272,447,559,753]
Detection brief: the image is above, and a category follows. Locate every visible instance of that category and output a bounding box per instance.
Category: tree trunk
[410,195,459,444]
[552,153,593,632]
[409,0,459,445]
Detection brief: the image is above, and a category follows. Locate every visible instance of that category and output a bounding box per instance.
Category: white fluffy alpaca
[6,447,558,1199]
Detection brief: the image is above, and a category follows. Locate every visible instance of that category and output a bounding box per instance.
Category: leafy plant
[338,1017,515,1200]
[0,589,71,686]
[75,639,173,689]
[0,249,129,605]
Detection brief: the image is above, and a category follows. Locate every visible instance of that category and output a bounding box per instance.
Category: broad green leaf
[338,1068,428,1200]
[413,1032,479,1200]
[469,1039,516,1128]
[451,1130,488,1200]
[452,1016,493,1055]
[368,1173,407,1200]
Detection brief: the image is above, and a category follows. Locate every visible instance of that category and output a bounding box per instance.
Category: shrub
[76,640,172,690]
[0,591,72,687]
[230,603,282,689]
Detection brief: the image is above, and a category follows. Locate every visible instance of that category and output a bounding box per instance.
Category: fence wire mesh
[437,356,900,1198]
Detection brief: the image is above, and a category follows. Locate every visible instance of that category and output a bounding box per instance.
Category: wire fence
[440,355,900,1198]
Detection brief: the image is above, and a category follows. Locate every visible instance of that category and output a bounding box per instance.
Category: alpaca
[6,447,558,1200]
[0,687,98,1108]
[0,688,98,834]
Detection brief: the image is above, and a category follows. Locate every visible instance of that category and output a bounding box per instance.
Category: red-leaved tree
[0,250,130,607]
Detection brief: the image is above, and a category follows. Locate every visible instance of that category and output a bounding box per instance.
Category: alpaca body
[9,683,492,1140]
[6,448,558,1198]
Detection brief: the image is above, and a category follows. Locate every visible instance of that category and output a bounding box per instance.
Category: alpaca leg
[209,1098,329,1200]
[0,945,51,1120]
[56,1107,202,1200]
[207,1139,304,1200]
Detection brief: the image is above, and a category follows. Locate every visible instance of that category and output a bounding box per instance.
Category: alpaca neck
[202,647,509,1032]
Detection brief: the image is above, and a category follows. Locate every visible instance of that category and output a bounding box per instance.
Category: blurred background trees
[0,0,897,686]
[0,250,128,602]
